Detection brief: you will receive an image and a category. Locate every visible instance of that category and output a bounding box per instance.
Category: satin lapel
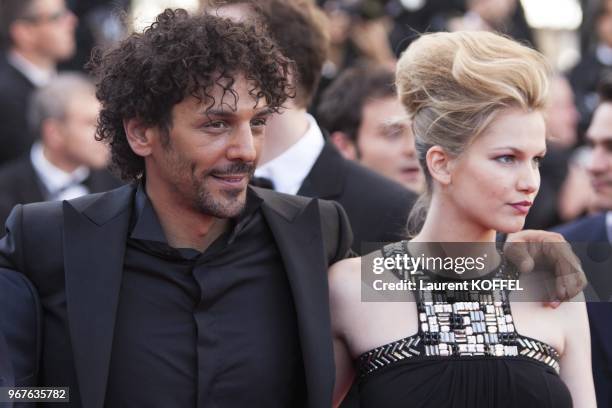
[63,188,133,408]
[261,199,335,408]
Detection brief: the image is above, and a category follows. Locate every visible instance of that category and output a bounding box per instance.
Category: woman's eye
[495,155,515,164]
[533,156,544,167]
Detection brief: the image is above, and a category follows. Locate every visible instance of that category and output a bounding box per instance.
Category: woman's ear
[124,118,154,157]
[425,145,452,185]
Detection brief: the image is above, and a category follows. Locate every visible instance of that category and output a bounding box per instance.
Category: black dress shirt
[105,184,305,407]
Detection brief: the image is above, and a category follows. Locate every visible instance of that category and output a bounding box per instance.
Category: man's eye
[383,130,403,140]
[495,155,515,164]
[204,121,227,129]
[251,118,267,127]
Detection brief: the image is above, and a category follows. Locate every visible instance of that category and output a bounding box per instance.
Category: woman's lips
[509,201,532,215]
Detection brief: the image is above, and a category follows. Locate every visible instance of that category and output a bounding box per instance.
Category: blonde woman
[330,31,596,407]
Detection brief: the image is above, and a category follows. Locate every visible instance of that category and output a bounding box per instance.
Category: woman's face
[445,108,546,234]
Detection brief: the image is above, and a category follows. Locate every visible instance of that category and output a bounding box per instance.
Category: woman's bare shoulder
[329,250,384,309]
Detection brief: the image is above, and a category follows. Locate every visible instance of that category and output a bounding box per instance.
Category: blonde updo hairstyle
[396,31,551,237]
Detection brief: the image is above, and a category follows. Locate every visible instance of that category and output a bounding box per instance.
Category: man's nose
[401,133,416,157]
[587,146,609,174]
[227,125,257,162]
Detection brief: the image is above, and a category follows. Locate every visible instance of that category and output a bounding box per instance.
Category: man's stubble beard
[192,174,247,219]
[163,139,255,219]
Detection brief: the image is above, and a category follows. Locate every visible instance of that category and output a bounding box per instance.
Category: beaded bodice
[358,241,561,379]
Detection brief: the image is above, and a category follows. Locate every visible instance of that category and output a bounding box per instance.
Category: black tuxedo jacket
[0,184,353,408]
[0,56,36,165]
[553,213,612,408]
[298,142,417,254]
[0,155,123,225]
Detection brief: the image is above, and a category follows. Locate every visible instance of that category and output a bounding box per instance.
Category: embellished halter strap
[358,241,561,379]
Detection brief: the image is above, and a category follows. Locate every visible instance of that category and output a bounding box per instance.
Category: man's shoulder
[552,213,607,240]
[14,184,134,224]
[0,156,33,185]
[0,61,32,96]
[343,158,416,201]
[252,186,340,216]
[252,186,353,262]
[304,141,417,206]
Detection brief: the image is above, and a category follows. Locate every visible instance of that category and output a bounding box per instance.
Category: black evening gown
[357,242,573,408]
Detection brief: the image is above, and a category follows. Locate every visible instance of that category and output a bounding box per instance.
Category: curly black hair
[87,9,293,181]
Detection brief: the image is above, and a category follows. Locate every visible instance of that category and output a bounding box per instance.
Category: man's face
[20,0,77,61]
[146,74,271,219]
[586,102,612,210]
[598,0,612,47]
[545,77,578,148]
[59,91,109,169]
[355,96,424,192]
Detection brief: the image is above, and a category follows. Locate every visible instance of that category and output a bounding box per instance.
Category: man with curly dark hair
[0,9,352,408]
[205,0,419,254]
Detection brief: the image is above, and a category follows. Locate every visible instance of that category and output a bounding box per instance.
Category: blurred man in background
[317,65,423,193]
[0,0,78,165]
[554,76,612,408]
[0,72,120,225]
[526,74,581,229]
[571,0,612,134]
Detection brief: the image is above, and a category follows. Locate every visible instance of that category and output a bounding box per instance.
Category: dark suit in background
[554,213,612,408]
[0,184,352,408]
[0,155,122,225]
[0,56,36,166]
[524,147,571,230]
[0,269,41,408]
[298,142,417,254]
[569,51,612,135]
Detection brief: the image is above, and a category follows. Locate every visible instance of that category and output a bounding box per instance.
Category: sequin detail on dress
[359,241,561,378]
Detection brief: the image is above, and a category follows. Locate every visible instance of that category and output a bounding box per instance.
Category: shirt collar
[254,113,324,195]
[30,142,90,197]
[130,181,263,247]
[606,211,612,243]
[7,50,55,87]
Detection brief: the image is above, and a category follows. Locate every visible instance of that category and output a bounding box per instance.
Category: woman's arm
[558,296,597,407]
[332,336,355,407]
[329,258,361,407]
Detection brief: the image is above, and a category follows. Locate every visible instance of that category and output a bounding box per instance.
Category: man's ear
[426,145,453,186]
[124,118,155,157]
[330,131,358,160]
[40,118,64,151]
[9,23,33,50]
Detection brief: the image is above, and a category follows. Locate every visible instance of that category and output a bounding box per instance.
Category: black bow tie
[250,176,275,190]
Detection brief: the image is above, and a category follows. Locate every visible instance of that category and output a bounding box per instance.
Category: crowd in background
[0,0,610,229]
